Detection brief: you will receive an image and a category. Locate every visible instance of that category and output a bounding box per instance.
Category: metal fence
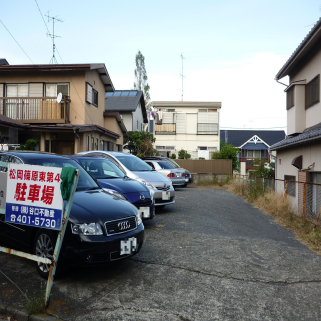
[234,174,321,225]
[174,159,232,175]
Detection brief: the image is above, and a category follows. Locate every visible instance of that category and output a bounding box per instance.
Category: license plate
[138,206,150,218]
[162,191,170,200]
[176,173,181,177]
[120,237,137,255]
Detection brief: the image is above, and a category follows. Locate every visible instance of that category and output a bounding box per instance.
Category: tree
[123,131,156,157]
[251,159,275,178]
[133,50,152,111]
[212,141,240,171]
[19,139,37,151]
[178,149,191,159]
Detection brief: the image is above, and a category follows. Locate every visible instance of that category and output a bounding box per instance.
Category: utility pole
[180,54,185,101]
[45,12,63,64]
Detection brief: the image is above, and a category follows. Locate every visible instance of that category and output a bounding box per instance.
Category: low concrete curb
[0,304,61,321]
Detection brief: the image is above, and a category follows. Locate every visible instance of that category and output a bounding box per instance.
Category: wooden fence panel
[174,159,232,174]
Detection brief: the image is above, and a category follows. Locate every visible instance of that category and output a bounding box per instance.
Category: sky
[1,0,321,133]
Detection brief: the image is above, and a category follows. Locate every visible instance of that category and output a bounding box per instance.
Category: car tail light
[182,173,185,177]
[167,173,175,178]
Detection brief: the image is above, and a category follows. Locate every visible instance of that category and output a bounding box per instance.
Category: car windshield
[116,155,153,172]
[158,161,175,169]
[166,159,180,167]
[27,157,100,191]
[77,158,125,179]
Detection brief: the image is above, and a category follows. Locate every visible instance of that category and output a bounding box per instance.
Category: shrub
[170,153,176,159]
[19,139,38,151]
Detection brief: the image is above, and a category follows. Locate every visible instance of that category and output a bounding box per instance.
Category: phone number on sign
[10,214,56,228]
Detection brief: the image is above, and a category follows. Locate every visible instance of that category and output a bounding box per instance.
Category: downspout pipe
[73,127,80,153]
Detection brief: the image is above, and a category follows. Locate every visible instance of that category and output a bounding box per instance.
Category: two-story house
[105,90,147,132]
[152,101,221,158]
[221,129,286,173]
[0,60,126,154]
[271,17,321,214]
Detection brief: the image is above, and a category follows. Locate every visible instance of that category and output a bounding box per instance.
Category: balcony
[155,123,176,135]
[239,157,270,170]
[0,96,70,124]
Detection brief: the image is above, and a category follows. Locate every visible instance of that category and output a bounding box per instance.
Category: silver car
[143,160,186,187]
[78,151,175,208]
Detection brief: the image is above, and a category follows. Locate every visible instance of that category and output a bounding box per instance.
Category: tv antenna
[45,11,63,64]
[180,54,186,101]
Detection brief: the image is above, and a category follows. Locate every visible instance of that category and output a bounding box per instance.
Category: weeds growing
[24,282,46,315]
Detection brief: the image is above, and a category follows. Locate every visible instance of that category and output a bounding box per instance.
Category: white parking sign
[5,163,63,230]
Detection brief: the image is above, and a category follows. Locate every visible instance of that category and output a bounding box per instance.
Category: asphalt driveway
[1,186,321,320]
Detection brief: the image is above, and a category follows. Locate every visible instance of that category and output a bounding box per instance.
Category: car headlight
[71,223,103,235]
[103,188,127,200]
[136,212,143,226]
[136,178,156,190]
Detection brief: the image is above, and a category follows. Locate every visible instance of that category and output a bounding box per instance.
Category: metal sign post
[44,169,78,305]
[0,161,79,307]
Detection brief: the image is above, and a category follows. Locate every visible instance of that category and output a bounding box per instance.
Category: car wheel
[33,229,56,279]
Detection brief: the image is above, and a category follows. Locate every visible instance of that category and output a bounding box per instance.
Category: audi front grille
[104,216,137,236]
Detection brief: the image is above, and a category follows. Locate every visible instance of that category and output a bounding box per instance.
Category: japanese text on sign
[5,164,63,230]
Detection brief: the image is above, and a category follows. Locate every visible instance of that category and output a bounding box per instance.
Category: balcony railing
[0,96,70,124]
[155,123,176,135]
[239,157,270,169]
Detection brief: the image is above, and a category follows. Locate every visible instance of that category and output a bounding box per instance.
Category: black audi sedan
[0,151,144,278]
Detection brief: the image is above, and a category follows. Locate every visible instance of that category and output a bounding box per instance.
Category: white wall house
[271,17,321,214]
[152,101,221,159]
[105,90,147,132]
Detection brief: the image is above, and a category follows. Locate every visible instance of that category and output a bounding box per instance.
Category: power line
[0,16,89,125]
[33,0,96,125]
[0,19,35,65]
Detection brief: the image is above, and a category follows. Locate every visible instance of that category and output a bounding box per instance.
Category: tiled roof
[105,90,147,123]
[220,130,286,148]
[270,123,321,151]
[276,17,321,80]
[0,114,27,128]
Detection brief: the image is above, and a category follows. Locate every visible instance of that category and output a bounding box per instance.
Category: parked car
[0,151,144,278]
[77,151,175,209]
[143,159,185,187]
[67,155,155,220]
[141,156,192,187]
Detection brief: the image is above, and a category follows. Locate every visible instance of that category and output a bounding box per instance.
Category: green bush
[19,139,38,151]
[170,153,176,159]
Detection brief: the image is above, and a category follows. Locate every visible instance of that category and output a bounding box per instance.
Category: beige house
[271,17,321,213]
[0,61,126,154]
[152,101,221,159]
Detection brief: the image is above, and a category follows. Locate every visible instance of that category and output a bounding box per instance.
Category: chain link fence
[234,174,321,225]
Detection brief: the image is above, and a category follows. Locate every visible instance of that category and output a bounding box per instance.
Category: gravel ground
[1,186,321,320]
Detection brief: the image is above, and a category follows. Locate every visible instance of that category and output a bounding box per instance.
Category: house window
[86,136,89,151]
[45,83,69,97]
[6,84,29,97]
[96,138,98,150]
[287,86,294,110]
[92,89,98,107]
[197,109,218,135]
[284,175,296,197]
[137,120,139,130]
[306,75,320,109]
[91,137,94,150]
[199,146,207,150]
[86,83,93,104]
[247,150,260,158]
